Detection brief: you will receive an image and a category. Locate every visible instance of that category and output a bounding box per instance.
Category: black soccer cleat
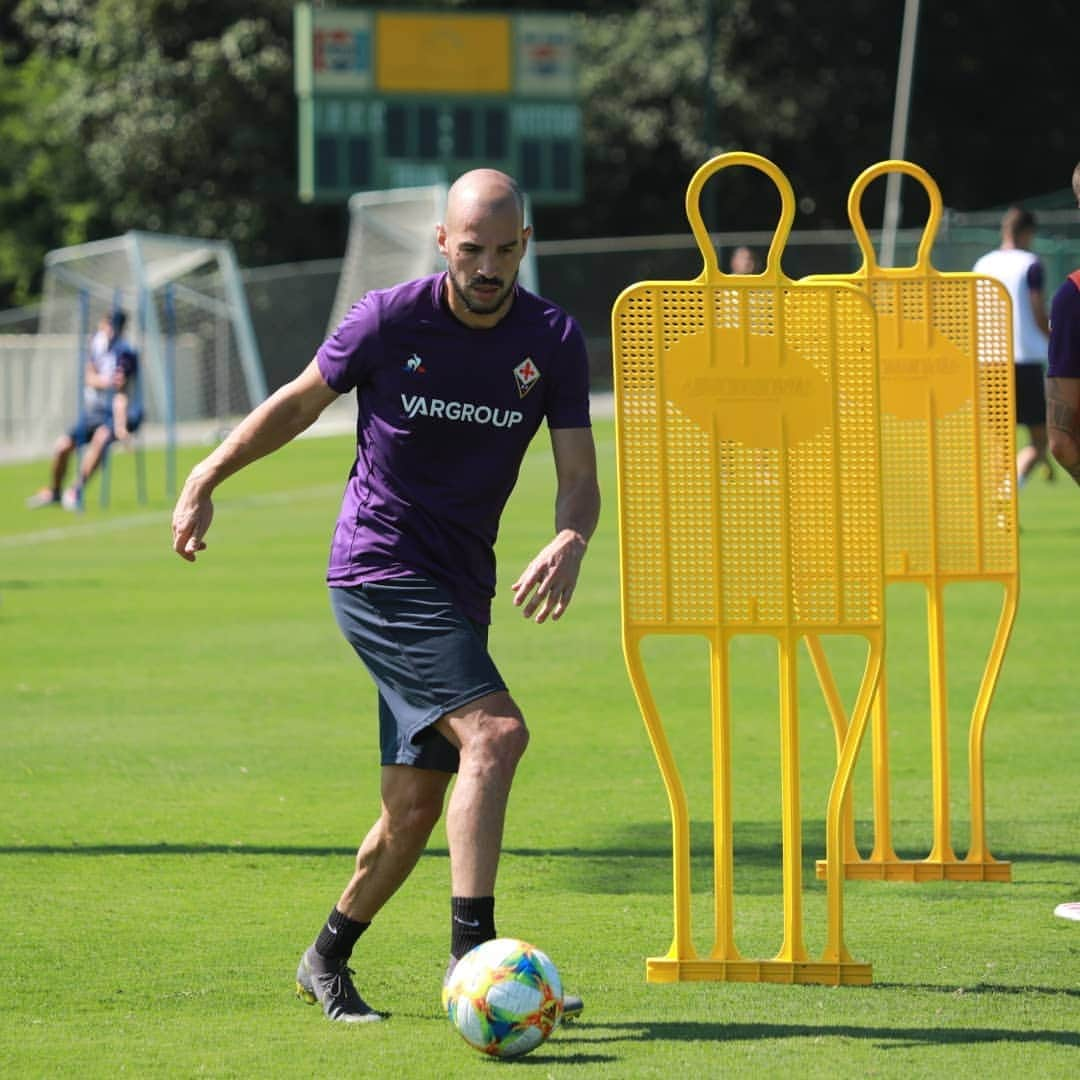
[295,947,386,1023]
[561,992,584,1022]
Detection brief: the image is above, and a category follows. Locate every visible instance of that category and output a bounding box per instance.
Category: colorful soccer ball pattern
[444,938,564,1058]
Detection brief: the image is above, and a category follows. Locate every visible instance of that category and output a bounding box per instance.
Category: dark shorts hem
[68,411,144,448]
[329,576,507,773]
[392,682,505,770]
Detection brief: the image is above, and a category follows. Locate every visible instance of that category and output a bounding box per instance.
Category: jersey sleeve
[1026,259,1045,292]
[1048,277,1080,379]
[545,315,591,429]
[117,345,138,378]
[316,293,383,393]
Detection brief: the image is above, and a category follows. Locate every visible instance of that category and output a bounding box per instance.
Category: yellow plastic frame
[806,160,1018,883]
[612,153,885,985]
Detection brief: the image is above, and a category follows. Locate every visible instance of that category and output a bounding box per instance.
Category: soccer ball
[443,937,564,1058]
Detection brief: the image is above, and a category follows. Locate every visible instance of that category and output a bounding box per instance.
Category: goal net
[0,231,266,472]
[326,185,540,334]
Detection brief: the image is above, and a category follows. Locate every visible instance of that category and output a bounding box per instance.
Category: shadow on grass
[563,1018,1080,1051]
[874,981,1080,999]
[2,817,1075,889]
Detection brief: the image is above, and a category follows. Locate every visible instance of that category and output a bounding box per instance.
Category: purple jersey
[317,273,591,623]
[1048,271,1080,378]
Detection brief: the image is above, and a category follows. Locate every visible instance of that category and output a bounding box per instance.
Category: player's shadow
[564,1018,1080,1051]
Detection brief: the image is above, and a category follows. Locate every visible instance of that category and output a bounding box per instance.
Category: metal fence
[4,218,1080,460]
[235,220,1080,394]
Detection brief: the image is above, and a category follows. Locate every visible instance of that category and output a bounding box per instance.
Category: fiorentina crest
[513,357,540,398]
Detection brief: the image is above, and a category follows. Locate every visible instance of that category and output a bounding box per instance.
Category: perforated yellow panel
[806,160,1018,883]
[613,153,884,986]
[869,276,1016,578]
[616,282,883,630]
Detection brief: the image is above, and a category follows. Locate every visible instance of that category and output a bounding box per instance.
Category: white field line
[0,484,343,550]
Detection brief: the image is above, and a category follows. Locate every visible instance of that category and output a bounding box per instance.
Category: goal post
[0,232,266,493]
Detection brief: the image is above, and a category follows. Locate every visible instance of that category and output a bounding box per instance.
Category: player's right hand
[171,480,214,562]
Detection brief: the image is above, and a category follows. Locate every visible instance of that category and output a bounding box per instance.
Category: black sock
[314,907,369,961]
[451,895,496,961]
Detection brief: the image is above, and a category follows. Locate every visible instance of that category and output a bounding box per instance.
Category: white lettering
[400,394,526,429]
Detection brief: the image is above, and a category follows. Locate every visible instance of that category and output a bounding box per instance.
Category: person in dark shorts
[974,208,1053,487]
[1044,161,1080,923]
[171,170,600,1024]
[26,308,141,512]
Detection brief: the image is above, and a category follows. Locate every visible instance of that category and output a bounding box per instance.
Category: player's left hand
[512,529,587,623]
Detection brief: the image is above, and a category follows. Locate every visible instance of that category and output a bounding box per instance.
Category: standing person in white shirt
[974,207,1053,487]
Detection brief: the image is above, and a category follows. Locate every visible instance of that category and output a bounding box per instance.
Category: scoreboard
[294,5,583,204]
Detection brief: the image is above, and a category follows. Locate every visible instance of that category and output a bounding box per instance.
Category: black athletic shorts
[1014,362,1047,428]
[329,574,507,772]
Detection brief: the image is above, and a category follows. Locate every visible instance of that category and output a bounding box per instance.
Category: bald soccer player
[171,170,599,1023]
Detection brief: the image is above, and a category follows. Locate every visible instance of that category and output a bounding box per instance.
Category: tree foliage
[0,0,1075,307]
[0,0,341,307]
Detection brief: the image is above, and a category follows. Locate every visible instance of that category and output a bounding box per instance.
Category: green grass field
[1,422,1077,1077]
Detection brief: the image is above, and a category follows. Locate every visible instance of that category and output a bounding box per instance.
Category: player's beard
[448,269,518,317]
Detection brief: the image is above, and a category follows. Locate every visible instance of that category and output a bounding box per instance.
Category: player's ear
[521,224,532,255]
[435,223,449,258]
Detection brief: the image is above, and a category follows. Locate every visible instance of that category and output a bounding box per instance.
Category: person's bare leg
[336,765,452,920]
[51,436,74,492]
[436,690,529,897]
[297,765,451,1022]
[76,425,113,488]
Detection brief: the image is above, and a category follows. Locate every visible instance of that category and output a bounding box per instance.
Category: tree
[0,0,342,305]
[0,0,1075,308]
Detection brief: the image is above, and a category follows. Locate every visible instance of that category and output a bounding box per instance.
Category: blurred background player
[729,245,759,274]
[1044,161,1080,923]
[974,208,1053,487]
[25,308,141,511]
[1045,162,1080,484]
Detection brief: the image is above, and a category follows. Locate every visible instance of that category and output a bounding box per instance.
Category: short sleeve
[1048,277,1080,378]
[316,293,383,394]
[118,345,138,377]
[545,316,591,429]
[1026,259,1045,292]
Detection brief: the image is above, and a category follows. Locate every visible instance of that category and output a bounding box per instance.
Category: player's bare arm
[1046,376,1080,485]
[84,360,114,390]
[512,426,600,623]
[1030,286,1050,337]
[112,391,131,441]
[172,359,340,561]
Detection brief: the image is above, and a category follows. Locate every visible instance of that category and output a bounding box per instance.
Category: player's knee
[477,713,529,767]
[1048,429,1080,470]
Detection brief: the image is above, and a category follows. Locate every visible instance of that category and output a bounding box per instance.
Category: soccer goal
[326,185,540,334]
[1,231,266,493]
